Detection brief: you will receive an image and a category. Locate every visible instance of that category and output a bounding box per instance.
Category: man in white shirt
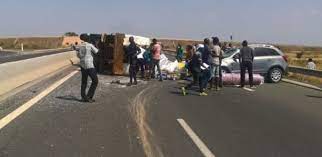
[307,58,316,70]
[75,34,99,103]
[210,37,223,91]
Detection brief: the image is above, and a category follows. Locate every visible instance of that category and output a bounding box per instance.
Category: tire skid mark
[129,85,164,157]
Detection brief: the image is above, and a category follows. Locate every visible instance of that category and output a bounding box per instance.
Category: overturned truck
[83,33,151,75]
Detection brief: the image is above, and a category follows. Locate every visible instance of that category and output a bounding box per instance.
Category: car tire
[268,67,283,83]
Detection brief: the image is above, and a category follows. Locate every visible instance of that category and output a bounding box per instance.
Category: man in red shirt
[151,38,163,81]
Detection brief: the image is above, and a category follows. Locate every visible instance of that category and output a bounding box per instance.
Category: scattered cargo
[222,73,264,86]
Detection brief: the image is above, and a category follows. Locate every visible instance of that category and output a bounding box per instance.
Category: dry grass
[159,39,202,50]
[285,51,322,70]
[286,72,322,87]
[288,58,322,70]
[0,37,64,50]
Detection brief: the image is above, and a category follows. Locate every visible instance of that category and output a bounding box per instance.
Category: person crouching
[182,45,208,96]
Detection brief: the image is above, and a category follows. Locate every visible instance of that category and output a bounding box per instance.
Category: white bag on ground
[164,60,179,73]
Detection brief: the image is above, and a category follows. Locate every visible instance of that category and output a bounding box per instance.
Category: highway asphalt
[0,65,321,157]
[0,48,71,64]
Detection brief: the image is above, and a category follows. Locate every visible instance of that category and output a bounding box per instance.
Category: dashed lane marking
[177,119,216,157]
[243,87,255,92]
[0,70,78,130]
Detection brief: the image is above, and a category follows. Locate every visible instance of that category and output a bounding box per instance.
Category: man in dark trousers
[202,38,213,90]
[239,40,255,88]
[126,36,141,86]
[151,38,163,81]
[182,45,208,96]
[75,34,99,103]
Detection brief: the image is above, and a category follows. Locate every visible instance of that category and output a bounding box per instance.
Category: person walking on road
[75,34,99,103]
[210,37,223,91]
[126,36,141,86]
[239,40,255,88]
[182,45,208,96]
[151,39,163,81]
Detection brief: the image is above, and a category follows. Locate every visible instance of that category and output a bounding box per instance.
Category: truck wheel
[268,68,283,83]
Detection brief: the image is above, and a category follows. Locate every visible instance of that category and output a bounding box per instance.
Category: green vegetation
[64,32,79,37]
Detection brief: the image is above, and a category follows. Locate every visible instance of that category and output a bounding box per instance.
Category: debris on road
[222,73,264,86]
[157,54,187,80]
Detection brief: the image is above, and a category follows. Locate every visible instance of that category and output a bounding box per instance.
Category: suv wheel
[268,68,283,83]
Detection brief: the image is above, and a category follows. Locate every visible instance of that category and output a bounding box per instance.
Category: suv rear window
[254,48,280,56]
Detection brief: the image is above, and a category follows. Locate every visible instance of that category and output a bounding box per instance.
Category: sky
[0,0,321,46]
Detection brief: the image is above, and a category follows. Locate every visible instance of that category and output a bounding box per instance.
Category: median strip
[282,78,322,91]
[243,87,255,92]
[0,70,78,130]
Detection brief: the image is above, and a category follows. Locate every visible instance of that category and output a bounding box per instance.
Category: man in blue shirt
[126,36,141,86]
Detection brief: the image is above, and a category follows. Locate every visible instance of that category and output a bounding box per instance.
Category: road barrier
[288,66,322,78]
[0,51,79,96]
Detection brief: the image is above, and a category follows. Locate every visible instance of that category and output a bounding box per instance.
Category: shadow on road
[56,95,83,102]
[306,95,322,99]
[169,90,200,96]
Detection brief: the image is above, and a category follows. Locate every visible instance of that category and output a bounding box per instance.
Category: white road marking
[0,70,78,130]
[177,119,216,157]
[243,87,255,92]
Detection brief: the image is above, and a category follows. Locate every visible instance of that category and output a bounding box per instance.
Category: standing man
[151,38,163,81]
[211,37,223,91]
[202,38,213,90]
[76,34,99,103]
[239,40,255,88]
[137,48,145,79]
[176,44,184,62]
[126,36,141,86]
[143,46,153,80]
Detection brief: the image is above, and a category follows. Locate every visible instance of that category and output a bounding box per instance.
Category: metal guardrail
[288,66,322,77]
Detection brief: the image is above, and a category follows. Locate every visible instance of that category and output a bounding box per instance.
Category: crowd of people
[181,37,255,96]
[125,37,163,86]
[75,34,256,102]
[124,36,256,97]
